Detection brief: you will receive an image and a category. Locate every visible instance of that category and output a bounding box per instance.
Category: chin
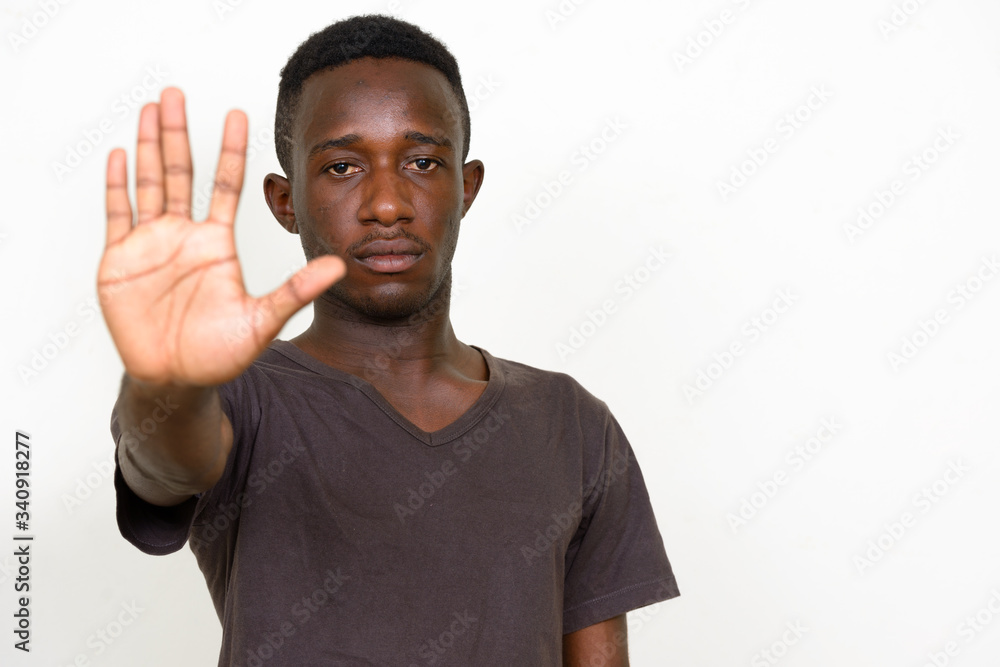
[331,281,445,321]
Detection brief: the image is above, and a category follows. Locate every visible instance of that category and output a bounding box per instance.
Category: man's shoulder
[479,347,611,416]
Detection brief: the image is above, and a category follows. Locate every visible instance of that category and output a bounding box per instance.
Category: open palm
[98,88,343,387]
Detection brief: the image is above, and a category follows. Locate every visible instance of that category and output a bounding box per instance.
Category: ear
[460,160,485,217]
[263,173,297,233]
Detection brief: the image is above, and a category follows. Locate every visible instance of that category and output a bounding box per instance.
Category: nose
[358,165,416,227]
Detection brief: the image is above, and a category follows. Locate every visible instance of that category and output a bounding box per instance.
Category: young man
[101,14,679,666]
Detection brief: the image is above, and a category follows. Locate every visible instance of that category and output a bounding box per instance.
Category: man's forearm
[115,374,231,505]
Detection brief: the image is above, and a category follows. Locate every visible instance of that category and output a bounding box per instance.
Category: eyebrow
[308,133,362,159]
[308,130,453,159]
[404,131,453,150]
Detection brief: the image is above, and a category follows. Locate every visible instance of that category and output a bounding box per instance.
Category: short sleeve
[110,372,256,556]
[561,411,680,634]
[112,444,199,555]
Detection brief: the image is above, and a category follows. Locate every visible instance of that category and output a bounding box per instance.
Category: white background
[2,0,1000,665]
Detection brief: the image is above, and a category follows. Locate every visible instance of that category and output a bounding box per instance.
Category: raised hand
[98,87,344,387]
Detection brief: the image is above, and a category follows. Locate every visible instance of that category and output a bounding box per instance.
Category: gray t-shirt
[112,341,679,665]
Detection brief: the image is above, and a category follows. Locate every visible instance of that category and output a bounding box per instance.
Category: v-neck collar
[269,339,505,447]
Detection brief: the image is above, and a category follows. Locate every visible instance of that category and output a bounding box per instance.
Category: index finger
[206,110,248,226]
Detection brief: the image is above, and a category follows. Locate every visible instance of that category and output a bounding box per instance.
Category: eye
[405,158,440,172]
[328,162,361,176]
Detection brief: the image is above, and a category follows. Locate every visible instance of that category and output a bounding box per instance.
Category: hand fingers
[105,148,133,246]
[207,110,248,226]
[135,102,163,224]
[159,88,193,218]
[251,256,346,338]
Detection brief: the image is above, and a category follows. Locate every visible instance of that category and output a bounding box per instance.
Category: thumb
[251,255,346,338]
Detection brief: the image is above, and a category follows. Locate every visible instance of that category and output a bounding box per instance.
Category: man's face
[279,57,482,320]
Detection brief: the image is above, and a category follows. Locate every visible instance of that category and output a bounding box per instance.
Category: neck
[292,276,467,383]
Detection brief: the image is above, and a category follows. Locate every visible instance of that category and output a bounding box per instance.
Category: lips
[354,238,424,274]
